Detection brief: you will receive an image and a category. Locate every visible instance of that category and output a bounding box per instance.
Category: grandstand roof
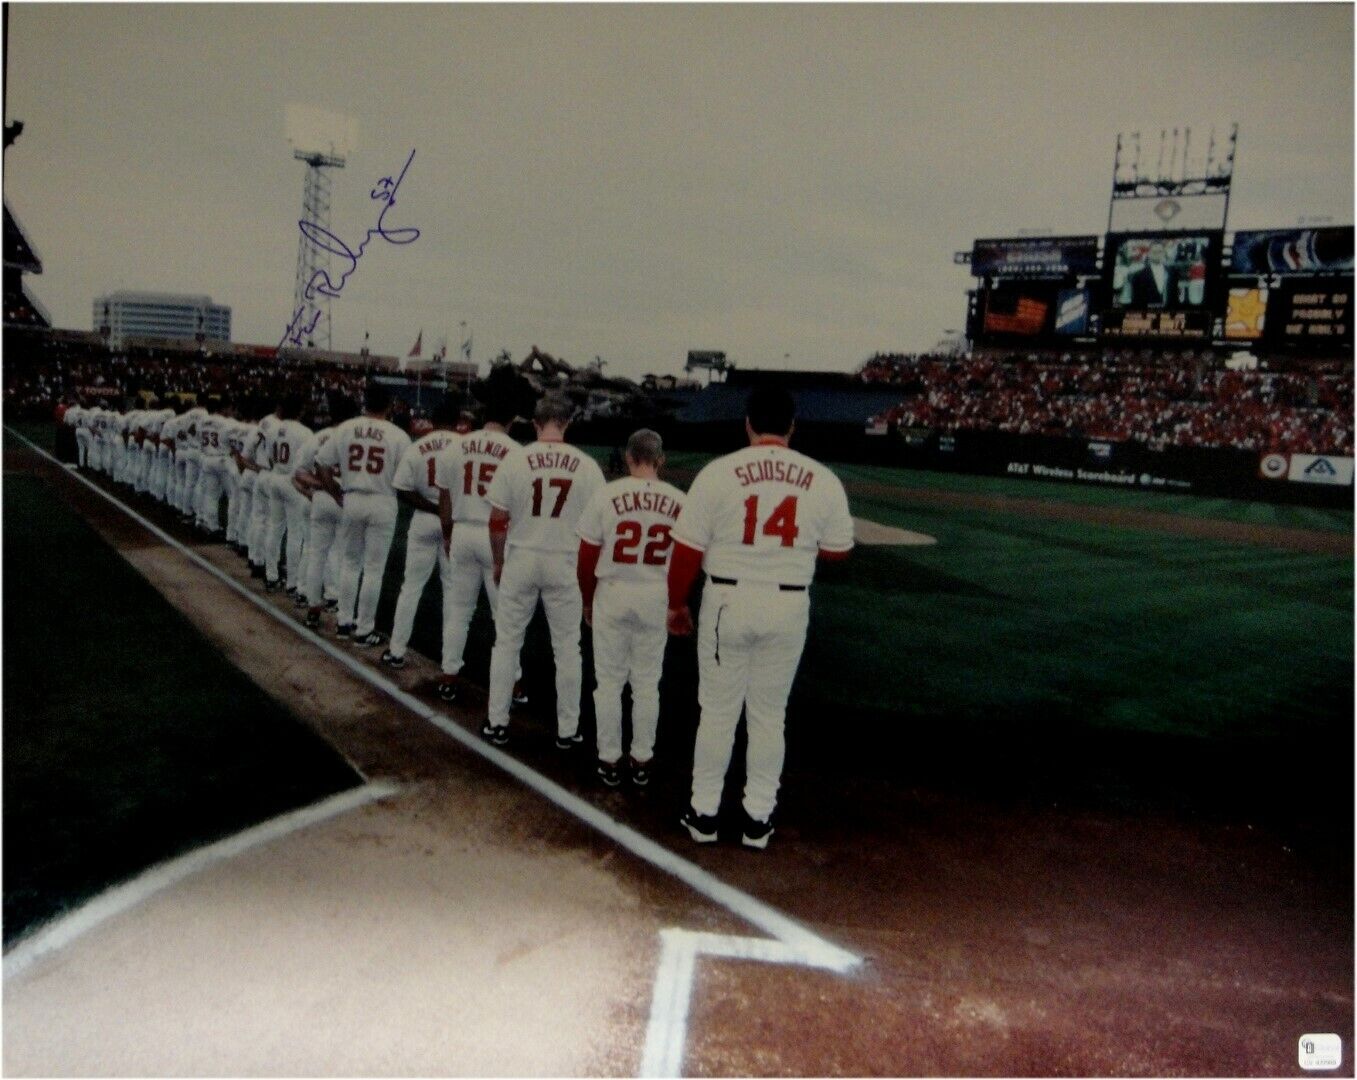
[4,201,42,274]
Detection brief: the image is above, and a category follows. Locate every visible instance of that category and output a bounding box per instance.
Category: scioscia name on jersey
[734,457,816,490]
[610,489,682,519]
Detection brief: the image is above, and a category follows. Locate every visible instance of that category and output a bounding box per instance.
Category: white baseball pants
[182,454,202,515]
[336,492,398,636]
[220,464,241,540]
[247,473,274,565]
[388,512,452,660]
[75,429,92,468]
[591,579,668,765]
[441,524,504,677]
[304,492,342,607]
[487,548,583,736]
[195,457,228,531]
[690,581,810,822]
[231,472,255,544]
[265,479,308,588]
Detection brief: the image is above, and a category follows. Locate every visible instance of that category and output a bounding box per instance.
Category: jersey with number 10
[485,440,605,554]
[671,443,854,587]
[317,416,413,496]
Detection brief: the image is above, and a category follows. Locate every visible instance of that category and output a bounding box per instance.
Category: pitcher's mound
[853,517,937,546]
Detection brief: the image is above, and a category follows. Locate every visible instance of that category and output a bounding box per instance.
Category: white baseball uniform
[264,418,314,587]
[230,419,258,546]
[72,406,93,468]
[246,414,280,566]
[180,408,207,515]
[295,426,343,607]
[484,439,605,736]
[577,475,685,766]
[194,413,231,532]
[387,429,459,661]
[219,419,248,542]
[432,426,519,676]
[672,439,854,822]
[317,415,412,636]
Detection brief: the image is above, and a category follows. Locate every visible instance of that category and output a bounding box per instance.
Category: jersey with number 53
[577,476,686,586]
[433,428,519,525]
[485,440,605,554]
[672,443,854,587]
[393,430,458,506]
[316,416,412,496]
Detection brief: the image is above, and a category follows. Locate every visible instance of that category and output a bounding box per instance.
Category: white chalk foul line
[3,780,400,983]
[10,430,864,1075]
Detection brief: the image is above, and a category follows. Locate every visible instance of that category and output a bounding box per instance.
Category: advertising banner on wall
[1231,227,1354,276]
[970,237,1100,279]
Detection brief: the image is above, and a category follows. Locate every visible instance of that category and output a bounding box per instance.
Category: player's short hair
[625,428,664,466]
[533,393,574,428]
[364,383,392,414]
[746,385,796,437]
[331,395,360,425]
[280,394,304,419]
[431,399,460,428]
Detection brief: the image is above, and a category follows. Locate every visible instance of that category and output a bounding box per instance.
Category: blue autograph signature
[280,148,421,348]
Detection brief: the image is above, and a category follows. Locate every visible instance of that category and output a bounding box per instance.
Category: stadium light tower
[285,105,358,353]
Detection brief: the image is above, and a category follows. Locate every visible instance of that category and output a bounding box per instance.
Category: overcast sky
[5,3,1352,377]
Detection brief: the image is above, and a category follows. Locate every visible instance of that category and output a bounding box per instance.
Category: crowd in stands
[862,352,1353,455]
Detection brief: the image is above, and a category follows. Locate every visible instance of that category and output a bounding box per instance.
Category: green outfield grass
[2,469,360,944]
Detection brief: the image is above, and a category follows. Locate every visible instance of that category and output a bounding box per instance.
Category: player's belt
[708,575,806,592]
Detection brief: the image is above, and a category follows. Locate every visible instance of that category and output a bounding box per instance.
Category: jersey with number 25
[317,416,413,496]
[672,443,854,587]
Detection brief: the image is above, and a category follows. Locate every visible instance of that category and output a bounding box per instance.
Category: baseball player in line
[576,428,684,788]
[263,398,313,594]
[315,384,412,646]
[294,399,357,628]
[481,395,605,747]
[380,401,460,669]
[242,405,282,578]
[434,397,523,703]
[668,386,854,850]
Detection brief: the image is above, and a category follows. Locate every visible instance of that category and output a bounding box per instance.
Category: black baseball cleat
[304,610,321,630]
[293,592,308,608]
[511,681,529,707]
[335,623,354,640]
[250,564,266,579]
[480,722,509,746]
[596,760,622,788]
[555,732,584,751]
[435,677,460,703]
[741,813,774,850]
[355,631,385,648]
[380,649,407,669]
[325,597,339,612]
[681,807,719,844]
[285,585,297,596]
[629,758,652,788]
[265,578,282,593]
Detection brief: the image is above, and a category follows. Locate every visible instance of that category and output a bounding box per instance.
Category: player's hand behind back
[667,605,693,637]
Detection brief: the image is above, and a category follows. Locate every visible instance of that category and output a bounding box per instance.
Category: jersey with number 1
[672,443,854,587]
[317,416,412,496]
[393,429,459,506]
[577,476,686,585]
[433,428,519,525]
[485,440,605,554]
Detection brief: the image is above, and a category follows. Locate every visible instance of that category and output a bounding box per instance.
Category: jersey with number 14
[485,440,605,554]
[316,416,413,496]
[672,442,854,587]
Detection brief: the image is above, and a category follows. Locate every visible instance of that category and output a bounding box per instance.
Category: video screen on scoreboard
[1263,277,1352,349]
[978,282,1059,339]
[1231,227,1354,277]
[1102,231,1222,340]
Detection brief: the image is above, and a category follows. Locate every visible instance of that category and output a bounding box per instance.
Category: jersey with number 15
[316,416,413,496]
[672,442,854,587]
[433,428,519,525]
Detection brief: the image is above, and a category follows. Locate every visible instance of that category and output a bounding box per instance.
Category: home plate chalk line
[6,427,865,1078]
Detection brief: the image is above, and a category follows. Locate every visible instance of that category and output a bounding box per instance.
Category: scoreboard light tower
[1108,123,1238,233]
[291,146,345,352]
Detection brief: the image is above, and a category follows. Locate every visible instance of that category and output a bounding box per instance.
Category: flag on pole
[434,337,447,362]
[408,330,423,358]
[461,333,473,361]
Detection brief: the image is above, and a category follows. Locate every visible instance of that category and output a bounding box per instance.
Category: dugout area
[2,422,1353,1076]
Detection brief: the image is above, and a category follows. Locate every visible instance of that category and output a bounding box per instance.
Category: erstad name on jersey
[734,456,816,490]
[527,449,581,473]
[610,489,682,520]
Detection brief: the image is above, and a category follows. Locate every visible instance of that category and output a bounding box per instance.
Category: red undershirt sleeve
[667,540,704,610]
[577,540,602,608]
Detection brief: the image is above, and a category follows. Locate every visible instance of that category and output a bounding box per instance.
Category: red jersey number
[612,521,673,566]
[346,444,386,474]
[530,477,571,517]
[463,460,497,497]
[741,495,800,547]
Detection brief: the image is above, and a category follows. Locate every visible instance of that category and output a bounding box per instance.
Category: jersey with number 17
[485,440,605,554]
[316,416,413,496]
[671,442,854,587]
